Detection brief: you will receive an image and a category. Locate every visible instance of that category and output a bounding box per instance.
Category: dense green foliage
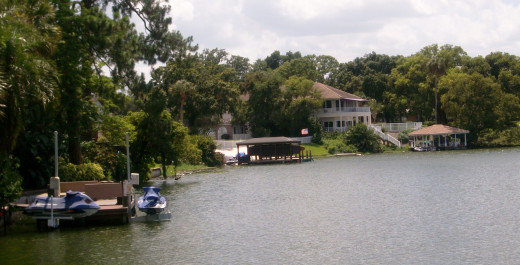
[2,0,520,198]
[345,124,383,153]
[59,162,106,182]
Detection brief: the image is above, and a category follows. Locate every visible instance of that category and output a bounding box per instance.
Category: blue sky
[169,0,520,61]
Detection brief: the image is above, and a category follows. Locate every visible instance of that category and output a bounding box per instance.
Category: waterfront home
[211,83,372,139]
[312,82,372,132]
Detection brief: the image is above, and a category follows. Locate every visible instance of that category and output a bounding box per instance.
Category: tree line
[3,0,520,206]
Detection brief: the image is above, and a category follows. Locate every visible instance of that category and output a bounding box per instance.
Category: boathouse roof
[236,136,301,146]
[409,124,469,136]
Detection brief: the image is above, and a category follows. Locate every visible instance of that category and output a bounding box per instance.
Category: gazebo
[408,124,469,151]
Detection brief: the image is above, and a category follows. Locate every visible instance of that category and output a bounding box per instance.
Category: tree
[54,0,195,164]
[147,110,187,179]
[168,80,195,124]
[264,50,302,70]
[244,70,284,137]
[276,56,320,81]
[53,0,137,164]
[282,76,322,136]
[345,123,382,153]
[420,44,467,124]
[439,70,520,142]
[0,0,58,156]
[1,0,59,192]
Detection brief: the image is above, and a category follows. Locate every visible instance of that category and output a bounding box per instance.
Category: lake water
[3,149,520,264]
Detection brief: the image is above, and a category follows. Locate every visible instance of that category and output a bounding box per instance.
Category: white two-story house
[212,82,371,139]
[313,82,371,132]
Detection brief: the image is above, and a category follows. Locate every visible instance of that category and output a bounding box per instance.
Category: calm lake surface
[3,149,520,264]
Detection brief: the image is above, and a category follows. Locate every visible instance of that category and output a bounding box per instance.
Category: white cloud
[138,0,520,76]
[171,0,195,22]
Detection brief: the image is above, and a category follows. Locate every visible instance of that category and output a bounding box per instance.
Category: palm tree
[169,80,195,124]
[0,0,59,155]
[428,55,446,124]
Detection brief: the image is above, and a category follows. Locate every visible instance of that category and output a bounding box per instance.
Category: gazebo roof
[409,124,469,136]
[236,136,300,146]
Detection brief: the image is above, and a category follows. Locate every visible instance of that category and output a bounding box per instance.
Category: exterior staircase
[369,125,402,147]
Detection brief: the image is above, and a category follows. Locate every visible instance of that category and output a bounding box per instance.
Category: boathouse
[408,124,469,150]
[236,136,302,165]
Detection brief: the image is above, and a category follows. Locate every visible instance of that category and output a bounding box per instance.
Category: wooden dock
[23,181,136,228]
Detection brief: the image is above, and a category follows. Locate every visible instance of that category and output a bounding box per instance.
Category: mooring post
[49,131,60,197]
[126,132,132,221]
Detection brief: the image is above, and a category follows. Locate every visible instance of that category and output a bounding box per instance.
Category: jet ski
[23,190,100,218]
[137,187,167,215]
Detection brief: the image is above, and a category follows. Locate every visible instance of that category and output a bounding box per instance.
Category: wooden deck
[24,181,136,228]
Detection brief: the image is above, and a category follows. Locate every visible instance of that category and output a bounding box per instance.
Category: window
[325,100,332,108]
[337,121,340,127]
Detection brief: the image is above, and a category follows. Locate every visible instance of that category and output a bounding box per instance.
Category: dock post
[47,196,59,228]
[49,131,60,197]
[126,132,131,221]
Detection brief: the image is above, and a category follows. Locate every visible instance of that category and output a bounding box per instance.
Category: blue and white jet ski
[23,190,100,218]
[137,187,167,215]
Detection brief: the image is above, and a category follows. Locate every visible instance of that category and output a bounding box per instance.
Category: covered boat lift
[408,124,469,150]
[236,136,302,165]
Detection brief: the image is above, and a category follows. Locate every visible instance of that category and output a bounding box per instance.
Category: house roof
[313,82,367,102]
[408,124,469,136]
[236,136,300,146]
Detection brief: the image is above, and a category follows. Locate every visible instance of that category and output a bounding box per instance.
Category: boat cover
[138,187,166,209]
[23,190,100,217]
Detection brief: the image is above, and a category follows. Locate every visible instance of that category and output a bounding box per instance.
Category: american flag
[301,128,309,135]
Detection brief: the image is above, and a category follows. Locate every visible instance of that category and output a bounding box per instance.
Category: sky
[166,0,520,63]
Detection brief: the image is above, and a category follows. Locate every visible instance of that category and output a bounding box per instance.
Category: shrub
[183,136,203,165]
[398,129,413,144]
[345,123,382,153]
[323,133,357,154]
[193,135,223,167]
[59,162,106,182]
[82,141,127,181]
[309,117,323,144]
[0,157,22,209]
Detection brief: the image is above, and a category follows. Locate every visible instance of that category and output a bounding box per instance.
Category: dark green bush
[194,135,223,167]
[398,129,413,144]
[324,137,357,154]
[59,162,106,182]
[345,123,382,153]
[82,141,127,181]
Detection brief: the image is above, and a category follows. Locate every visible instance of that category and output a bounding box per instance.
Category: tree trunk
[68,136,82,165]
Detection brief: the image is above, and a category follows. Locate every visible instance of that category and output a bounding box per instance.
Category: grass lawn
[301,143,329,157]
[154,164,213,178]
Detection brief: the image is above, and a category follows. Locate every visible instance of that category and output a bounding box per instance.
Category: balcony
[318,107,371,114]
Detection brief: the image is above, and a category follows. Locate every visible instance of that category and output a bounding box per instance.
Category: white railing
[292,136,313,144]
[319,107,371,114]
[215,140,243,150]
[232,134,251,140]
[369,125,401,147]
[373,122,422,132]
